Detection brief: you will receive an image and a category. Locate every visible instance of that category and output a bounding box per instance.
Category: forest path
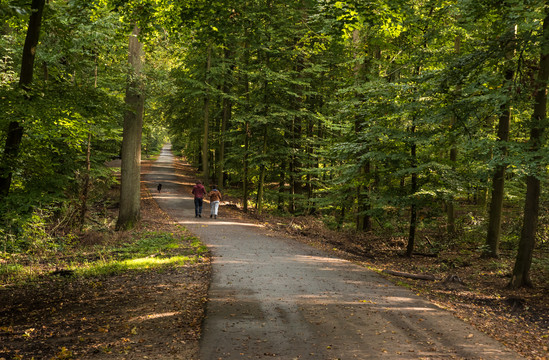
[144,144,522,360]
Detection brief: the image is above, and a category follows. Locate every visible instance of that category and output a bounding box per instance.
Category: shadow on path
[144,145,522,360]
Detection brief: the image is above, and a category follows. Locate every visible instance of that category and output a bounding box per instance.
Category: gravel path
[145,145,523,360]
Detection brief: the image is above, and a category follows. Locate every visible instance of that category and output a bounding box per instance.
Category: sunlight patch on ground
[129,311,180,322]
[177,220,264,228]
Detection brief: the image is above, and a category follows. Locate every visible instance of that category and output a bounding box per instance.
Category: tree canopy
[1,0,549,288]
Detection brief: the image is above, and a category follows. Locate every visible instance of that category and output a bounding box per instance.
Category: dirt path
[145,145,523,360]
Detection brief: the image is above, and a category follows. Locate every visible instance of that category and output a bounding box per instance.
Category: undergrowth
[0,230,206,285]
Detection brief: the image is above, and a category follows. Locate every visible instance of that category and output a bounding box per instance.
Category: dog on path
[157,183,162,193]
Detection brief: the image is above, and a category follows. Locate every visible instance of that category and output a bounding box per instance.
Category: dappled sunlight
[129,311,180,322]
[177,219,264,228]
[293,254,345,263]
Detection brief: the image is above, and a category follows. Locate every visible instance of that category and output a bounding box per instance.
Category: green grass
[0,231,208,285]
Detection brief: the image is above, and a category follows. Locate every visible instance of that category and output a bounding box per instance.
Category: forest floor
[0,155,547,359]
[0,158,210,360]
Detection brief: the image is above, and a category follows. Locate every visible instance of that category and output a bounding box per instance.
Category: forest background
[0,0,549,355]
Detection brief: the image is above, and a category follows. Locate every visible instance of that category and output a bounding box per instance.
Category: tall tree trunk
[242,41,251,213]
[79,56,99,231]
[485,28,516,258]
[510,8,549,288]
[352,29,372,231]
[406,124,418,257]
[0,0,45,198]
[117,25,144,231]
[217,49,232,187]
[278,162,286,211]
[446,36,461,235]
[256,126,268,214]
[202,46,212,184]
[79,129,92,231]
[243,120,250,213]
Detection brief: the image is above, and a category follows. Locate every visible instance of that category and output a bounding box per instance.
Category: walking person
[208,186,222,219]
[192,180,206,217]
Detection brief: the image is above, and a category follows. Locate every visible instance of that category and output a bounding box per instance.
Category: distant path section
[144,144,522,360]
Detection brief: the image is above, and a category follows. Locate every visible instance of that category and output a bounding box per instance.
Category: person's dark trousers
[194,197,203,217]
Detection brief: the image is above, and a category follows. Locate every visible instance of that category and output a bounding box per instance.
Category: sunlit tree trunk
[510,7,549,288]
[117,25,144,230]
[0,0,45,199]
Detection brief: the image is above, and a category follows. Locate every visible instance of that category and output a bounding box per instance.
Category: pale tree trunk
[485,27,516,258]
[510,8,549,288]
[202,46,212,184]
[117,25,144,231]
[0,0,45,199]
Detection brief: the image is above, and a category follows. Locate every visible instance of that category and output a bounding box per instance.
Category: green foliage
[1,0,549,285]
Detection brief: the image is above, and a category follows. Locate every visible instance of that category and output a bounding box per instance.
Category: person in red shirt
[192,180,206,217]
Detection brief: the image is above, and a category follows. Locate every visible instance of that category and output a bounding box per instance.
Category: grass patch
[0,230,207,285]
[74,255,197,277]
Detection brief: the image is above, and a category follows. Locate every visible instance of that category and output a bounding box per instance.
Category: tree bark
[243,120,250,213]
[0,0,45,198]
[406,124,418,257]
[256,125,268,214]
[446,36,461,235]
[116,25,144,231]
[202,46,212,184]
[510,7,549,288]
[485,29,515,258]
[217,48,232,188]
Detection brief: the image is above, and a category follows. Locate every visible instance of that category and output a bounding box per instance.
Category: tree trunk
[0,0,45,198]
[202,46,212,184]
[352,29,371,231]
[406,124,418,257]
[485,29,515,258]
[217,49,232,187]
[243,120,250,213]
[116,25,144,231]
[510,8,549,288]
[79,128,92,231]
[278,162,286,211]
[256,126,268,214]
[256,44,270,215]
[485,93,512,258]
[446,36,461,235]
[79,57,99,231]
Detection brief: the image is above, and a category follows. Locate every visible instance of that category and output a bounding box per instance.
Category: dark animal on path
[157,183,162,193]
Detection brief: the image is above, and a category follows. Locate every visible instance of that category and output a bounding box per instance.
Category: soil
[0,159,210,360]
[0,153,547,359]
